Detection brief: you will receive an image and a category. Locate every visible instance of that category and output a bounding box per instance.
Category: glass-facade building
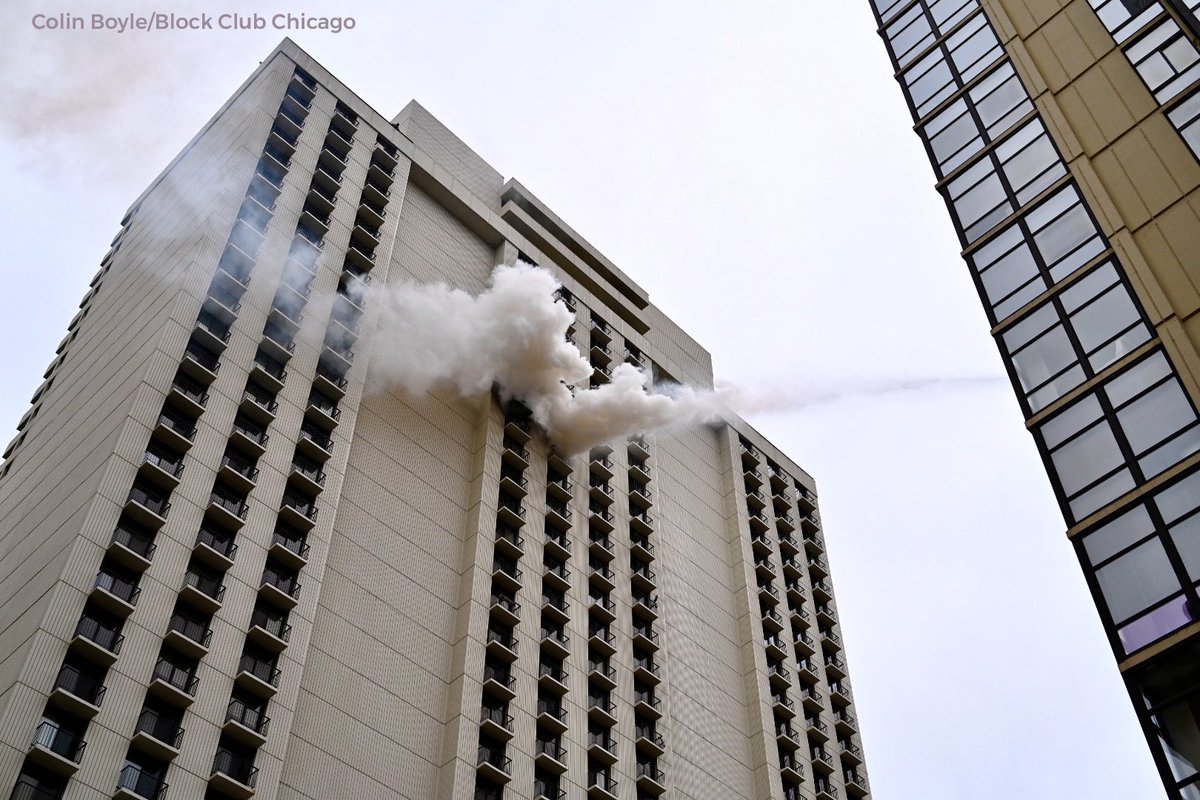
[869,0,1200,797]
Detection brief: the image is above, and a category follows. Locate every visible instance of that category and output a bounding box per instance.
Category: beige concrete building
[870,0,1200,797]
[0,40,870,800]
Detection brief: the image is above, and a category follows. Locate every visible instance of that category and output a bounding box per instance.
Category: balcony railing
[250,609,293,642]
[239,655,281,687]
[54,663,107,707]
[74,616,123,654]
[135,708,184,749]
[94,571,140,606]
[153,658,199,696]
[117,763,168,799]
[227,698,271,736]
[213,748,259,787]
[32,719,86,761]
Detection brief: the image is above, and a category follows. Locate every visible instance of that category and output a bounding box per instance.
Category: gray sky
[0,1,1163,797]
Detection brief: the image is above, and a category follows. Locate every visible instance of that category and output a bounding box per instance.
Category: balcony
[631,564,657,592]
[630,510,655,536]
[28,719,86,775]
[230,420,269,458]
[830,681,852,707]
[490,594,521,627]
[50,663,106,718]
[90,556,141,608]
[486,628,519,662]
[632,625,659,653]
[633,691,662,721]
[589,532,614,561]
[248,610,292,653]
[115,763,168,800]
[816,604,837,628]
[270,529,310,570]
[224,699,271,747]
[482,665,517,702]
[367,156,395,185]
[629,456,651,483]
[131,708,184,760]
[239,387,278,425]
[806,716,830,742]
[70,616,123,665]
[543,560,570,592]
[492,556,522,593]
[809,554,830,578]
[630,534,655,562]
[589,451,614,480]
[588,730,618,765]
[589,563,616,593]
[541,591,570,624]
[152,411,196,455]
[633,656,660,685]
[800,686,825,714]
[588,696,618,727]
[535,739,568,773]
[362,176,391,208]
[496,495,526,529]
[812,578,833,603]
[797,659,820,685]
[475,745,512,784]
[138,450,184,492]
[633,593,659,620]
[589,505,615,535]
[536,699,568,733]
[501,436,530,471]
[480,705,514,741]
[845,771,869,799]
[780,753,805,784]
[759,582,780,606]
[538,661,569,694]
[588,659,618,691]
[207,490,249,530]
[588,592,616,623]
[260,568,302,609]
[250,350,288,394]
[544,528,571,561]
[541,628,571,660]
[636,727,666,757]
[545,502,572,531]
[834,710,857,736]
[314,365,349,399]
[629,484,653,510]
[165,614,212,660]
[210,749,259,799]
[288,460,327,497]
[587,777,618,800]
[839,740,863,766]
[589,626,617,658]
[635,762,667,795]
[194,525,237,571]
[776,723,800,750]
[180,570,226,614]
[236,655,282,698]
[216,453,259,494]
[773,692,797,719]
[628,435,651,460]
[149,658,199,708]
[167,373,209,417]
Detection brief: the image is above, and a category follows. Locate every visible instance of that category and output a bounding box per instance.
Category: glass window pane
[1071,468,1136,520]
[1107,351,1171,407]
[1140,426,1200,478]
[1041,394,1103,449]
[906,51,956,116]
[1071,285,1146,356]
[1060,262,1120,312]
[1119,595,1193,653]
[972,63,1033,139]
[1051,421,1125,495]
[1156,471,1200,524]
[1096,537,1181,622]
[887,6,935,67]
[1003,303,1057,351]
[1169,513,1200,582]
[1034,204,1102,275]
[1083,504,1156,564]
[1119,381,1197,453]
[1028,365,1087,412]
[1011,326,1077,394]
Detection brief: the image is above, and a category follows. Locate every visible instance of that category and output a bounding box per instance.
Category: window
[1078,470,1200,654]
[1088,0,1163,42]
[885,4,935,68]
[871,0,912,25]
[1136,645,1200,793]
[999,261,1152,412]
[1126,17,1200,103]
[1168,89,1200,159]
[921,62,1035,177]
[1037,350,1200,522]
[899,9,1004,120]
[969,183,1108,322]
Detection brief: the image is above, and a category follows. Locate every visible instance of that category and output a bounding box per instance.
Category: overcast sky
[0,1,1164,797]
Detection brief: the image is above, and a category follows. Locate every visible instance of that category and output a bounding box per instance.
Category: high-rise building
[0,39,870,800]
[868,0,1200,797]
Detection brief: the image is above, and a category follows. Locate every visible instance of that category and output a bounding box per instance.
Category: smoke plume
[366,263,732,454]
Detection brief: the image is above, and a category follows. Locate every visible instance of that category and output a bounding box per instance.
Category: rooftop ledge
[501,179,650,311]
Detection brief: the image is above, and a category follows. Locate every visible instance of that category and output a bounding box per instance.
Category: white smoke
[366,262,732,454]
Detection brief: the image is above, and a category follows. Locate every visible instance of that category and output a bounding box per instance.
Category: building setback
[0,40,870,800]
[868,0,1200,797]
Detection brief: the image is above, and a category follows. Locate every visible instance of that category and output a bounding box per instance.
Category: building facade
[868,0,1200,797]
[0,40,870,800]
